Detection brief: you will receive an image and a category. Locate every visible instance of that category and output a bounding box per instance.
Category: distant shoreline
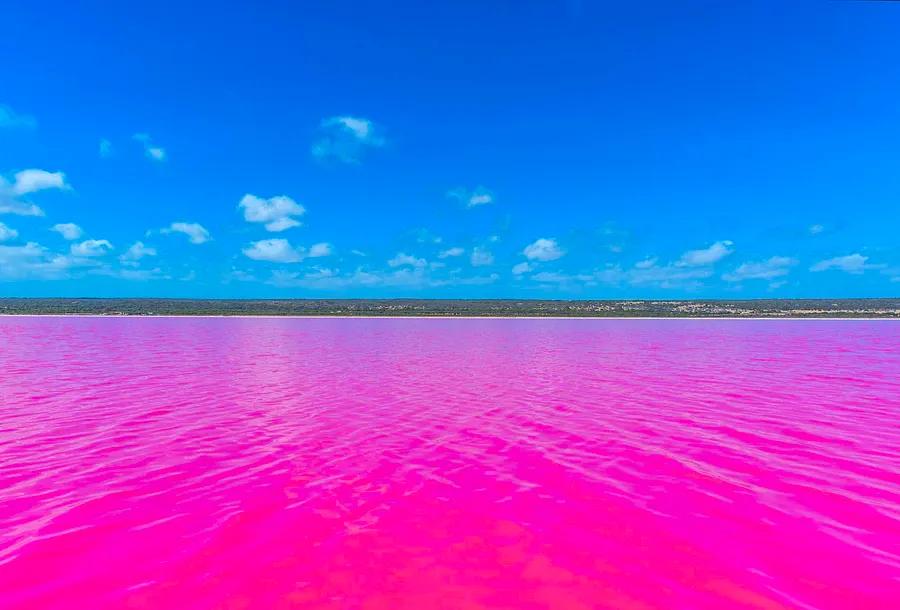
[1,314,897,321]
[1,298,898,319]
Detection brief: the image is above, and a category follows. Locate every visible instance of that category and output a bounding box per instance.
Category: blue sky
[1,0,899,298]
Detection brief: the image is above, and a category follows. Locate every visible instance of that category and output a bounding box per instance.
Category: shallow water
[1,317,898,609]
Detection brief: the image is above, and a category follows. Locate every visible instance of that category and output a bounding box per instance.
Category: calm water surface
[1,317,898,609]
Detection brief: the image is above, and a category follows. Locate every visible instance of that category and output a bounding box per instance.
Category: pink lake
[1,317,899,609]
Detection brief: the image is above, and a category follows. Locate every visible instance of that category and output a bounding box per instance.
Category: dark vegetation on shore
[1,298,899,317]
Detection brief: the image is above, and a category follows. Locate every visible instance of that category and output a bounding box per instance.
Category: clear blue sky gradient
[2,0,899,298]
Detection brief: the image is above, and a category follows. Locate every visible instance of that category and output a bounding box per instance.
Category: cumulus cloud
[723,256,797,282]
[523,238,564,261]
[99,139,113,158]
[133,133,167,162]
[0,169,71,216]
[810,253,877,274]
[70,239,113,257]
[312,116,385,163]
[677,240,734,266]
[161,222,210,244]
[0,241,109,281]
[11,169,69,195]
[239,194,306,232]
[51,223,84,240]
[0,104,36,129]
[512,261,533,275]
[470,247,494,267]
[308,242,333,258]
[439,247,465,258]
[388,252,427,268]
[243,238,305,263]
[120,241,157,262]
[447,186,494,208]
[0,222,18,242]
[635,257,657,269]
[0,242,49,278]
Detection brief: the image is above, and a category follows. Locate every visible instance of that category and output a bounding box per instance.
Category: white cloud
[269,266,499,290]
[439,247,465,258]
[628,262,711,287]
[238,194,306,232]
[388,252,427,268]
[0,241,108,280]
[350,249,367,256]
[161,222,210,244]
[0,169,71,216]
[677,240,734,266]
[312,116,385,163]
[243,238,305,263]
[0,222,18,242]
[120,241,157,262]
[512,262,532,275]
[470,247,494,267]
[447,186,494,208]
[530,262,711,290]
[0,221,20,243]
[51,223,83,240]
[635,257,657,269]
[809,224,824,235]
[308,242,333,258]
[810,253,876,274]
[723,256,797,282]
[133,133,167,162]
[12,169,69,195]
[0,242,48,278]
[0,104,36,129]
[523,238,564,261]
[99,139,113,158]
[70,239,113,257]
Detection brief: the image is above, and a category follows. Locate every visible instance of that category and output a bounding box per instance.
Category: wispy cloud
[439,247,464,258]
[308,242,333,258]
[0,169,71,216]
[312,116,385,163]
[447,186,494,208]
[99,139,114,158]
[70,239,113,257]
[269,266,499,290]
[160,222,210,244]
[511,261,533,275]
[239,194,306,232]
[810,253,880,274]
[0,241,109,281]
[523,238,564,261]
[388,252,427,268]
[0,104,36,129]
[0,222,18,242]
[51,223,84,240]
[243,238,306,263]
[133,133,167,162]
[413,228,443,244]
[677,240,733,266]
[723,256,797,282]
[120,241,157,263]
[809,224,825,235]
[470,247,494,267]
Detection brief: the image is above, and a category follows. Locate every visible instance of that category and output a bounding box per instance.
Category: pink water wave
[1,317,899,609]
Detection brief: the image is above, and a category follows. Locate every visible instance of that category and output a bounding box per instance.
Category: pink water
[1,318,899,609]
